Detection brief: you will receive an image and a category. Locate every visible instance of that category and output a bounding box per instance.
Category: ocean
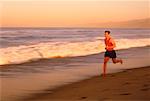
[0,28,150,101]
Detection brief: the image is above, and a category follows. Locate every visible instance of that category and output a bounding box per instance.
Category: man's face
[105,32,109,38]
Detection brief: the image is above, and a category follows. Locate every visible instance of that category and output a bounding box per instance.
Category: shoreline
[25,66,150,101]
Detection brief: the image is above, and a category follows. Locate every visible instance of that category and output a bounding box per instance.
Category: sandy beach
[24,66,150,101]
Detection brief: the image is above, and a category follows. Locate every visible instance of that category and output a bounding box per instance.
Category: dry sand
[26,66,150,101]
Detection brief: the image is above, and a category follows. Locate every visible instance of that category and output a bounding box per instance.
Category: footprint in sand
[140,84,149,91]
[120,93,131,95]
[79,96,87,100]
[141,88,149,91]
[123,82,130,85]
[143,84,149,87]
[110,74,115,77]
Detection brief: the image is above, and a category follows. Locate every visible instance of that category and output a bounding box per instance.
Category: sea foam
[0,38,149,65]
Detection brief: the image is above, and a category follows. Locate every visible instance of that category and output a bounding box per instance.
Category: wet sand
[26,66,150,101]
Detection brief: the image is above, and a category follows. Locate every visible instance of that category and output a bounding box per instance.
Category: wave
[0,38,149,65]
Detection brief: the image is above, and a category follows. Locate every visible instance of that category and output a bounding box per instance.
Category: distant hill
[93,18,150,28]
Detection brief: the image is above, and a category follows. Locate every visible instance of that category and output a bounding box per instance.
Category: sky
[0,0,149,27]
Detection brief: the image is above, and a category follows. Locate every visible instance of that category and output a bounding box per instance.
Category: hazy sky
[0,0,149,27]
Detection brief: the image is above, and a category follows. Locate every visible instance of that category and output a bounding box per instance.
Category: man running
[103,31,123,77]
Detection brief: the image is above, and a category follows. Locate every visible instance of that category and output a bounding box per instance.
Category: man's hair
[105,31,110,34]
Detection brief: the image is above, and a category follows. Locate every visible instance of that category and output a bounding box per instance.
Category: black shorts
[104,50,117,58]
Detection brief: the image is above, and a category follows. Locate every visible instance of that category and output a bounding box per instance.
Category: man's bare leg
[112,58,123,64]
[103,57,109,77]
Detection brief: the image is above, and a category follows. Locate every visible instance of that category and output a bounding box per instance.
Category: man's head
[105,31,110,38]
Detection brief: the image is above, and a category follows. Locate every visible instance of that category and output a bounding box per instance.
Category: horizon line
[1,27,149,29]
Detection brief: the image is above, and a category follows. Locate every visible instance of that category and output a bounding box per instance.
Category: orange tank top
[105,37,115,50]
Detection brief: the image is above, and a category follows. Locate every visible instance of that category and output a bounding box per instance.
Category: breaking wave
[0,38,149,65]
